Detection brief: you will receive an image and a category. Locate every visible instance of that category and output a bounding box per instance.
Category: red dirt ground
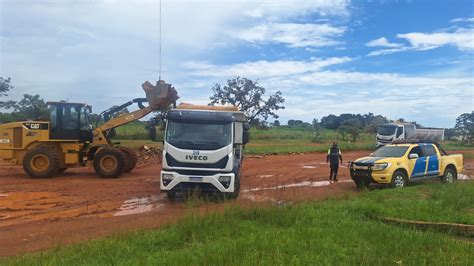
[0,150,472,257]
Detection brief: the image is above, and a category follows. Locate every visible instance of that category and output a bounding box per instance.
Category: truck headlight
[162,173,174,186]
[372,163,390,171]
[218,175,232,189]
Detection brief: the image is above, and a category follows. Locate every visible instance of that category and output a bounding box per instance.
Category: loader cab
[47,102,93,143]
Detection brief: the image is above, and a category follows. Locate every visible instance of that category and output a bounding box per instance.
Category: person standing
[327,142,343,182]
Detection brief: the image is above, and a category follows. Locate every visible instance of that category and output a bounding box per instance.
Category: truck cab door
[422,144,439,176]
[408,146,426,178]
[396,126,404,140]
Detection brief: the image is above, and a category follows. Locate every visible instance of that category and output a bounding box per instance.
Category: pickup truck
[349,143,463,188]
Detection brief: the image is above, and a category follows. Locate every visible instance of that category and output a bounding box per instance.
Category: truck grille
[165,153,229,169]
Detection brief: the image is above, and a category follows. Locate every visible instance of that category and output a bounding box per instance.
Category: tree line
[2,76,473,143]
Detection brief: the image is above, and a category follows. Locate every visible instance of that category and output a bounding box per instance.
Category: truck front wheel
[229,174,241,199]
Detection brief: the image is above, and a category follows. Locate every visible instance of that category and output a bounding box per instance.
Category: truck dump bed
[176,103,239,112]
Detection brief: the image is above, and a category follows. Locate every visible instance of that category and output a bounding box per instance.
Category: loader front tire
[93,148,126,178]
[118,146,138,173]
[23,146,61,178]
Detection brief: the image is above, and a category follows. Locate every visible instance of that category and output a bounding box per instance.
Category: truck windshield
[377,125,397,136]
[372,146,409,157]
[166,120,232,150]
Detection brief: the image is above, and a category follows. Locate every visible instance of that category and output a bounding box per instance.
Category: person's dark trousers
[329,164,339,181]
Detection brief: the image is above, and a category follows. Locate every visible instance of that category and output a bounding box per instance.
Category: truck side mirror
[240,122,250,145]
[243,131,250,145]
[408,153,419,159]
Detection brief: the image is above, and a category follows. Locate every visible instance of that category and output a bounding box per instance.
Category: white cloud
[450,17,474,23]
[0,0,351,110]
[366,37,403,48]
[184,57,352,78]
[237,23,346,48]
[397,28,474,51]
[183,59,473,127]
[367,28,474,56]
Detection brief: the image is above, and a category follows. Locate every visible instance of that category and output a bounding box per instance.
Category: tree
[287,119,304,127]
[366,115,389,133]
[12,94,49,120]
[210,77,285,123]
[312,118,319,128]
[455,112,474,142]
[0,77,16,108]
[0,77,13,97]
[273,120,280,127]
[338,119,363,142]
[444,128,459,141]
[320,114,340,129]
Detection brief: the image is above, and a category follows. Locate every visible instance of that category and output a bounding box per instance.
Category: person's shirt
[327,147,343,163]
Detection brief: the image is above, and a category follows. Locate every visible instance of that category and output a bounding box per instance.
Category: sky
[0,0,473,128]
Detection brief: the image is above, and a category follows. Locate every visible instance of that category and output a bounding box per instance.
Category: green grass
[5,182,474,265]
[113,123,473,155]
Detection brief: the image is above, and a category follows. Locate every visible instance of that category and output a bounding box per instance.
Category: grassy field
[5,182,473,265]
[114,124,472,155]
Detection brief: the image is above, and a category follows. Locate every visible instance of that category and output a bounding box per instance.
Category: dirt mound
[136,145,162,167]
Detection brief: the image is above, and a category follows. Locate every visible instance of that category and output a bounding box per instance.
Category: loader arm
[92,106,154,146]
[91,80,178,147]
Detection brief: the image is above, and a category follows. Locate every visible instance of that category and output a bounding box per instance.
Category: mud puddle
[243,180,352,192]
[114,195,166,216]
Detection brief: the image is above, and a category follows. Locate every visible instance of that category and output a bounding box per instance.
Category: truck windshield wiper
[170,140,196,146]
[194,141,221,145]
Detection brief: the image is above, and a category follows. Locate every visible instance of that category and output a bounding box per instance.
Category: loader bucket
[142,80,179,110]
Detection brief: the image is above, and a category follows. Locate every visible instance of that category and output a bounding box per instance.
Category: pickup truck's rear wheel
[391,170,407,188]
[442,168,456,183]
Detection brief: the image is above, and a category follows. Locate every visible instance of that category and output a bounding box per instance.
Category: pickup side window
[422,145,437,157]
[409,146,423,157]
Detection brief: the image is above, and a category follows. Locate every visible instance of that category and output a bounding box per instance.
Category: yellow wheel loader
[0,80,178,178]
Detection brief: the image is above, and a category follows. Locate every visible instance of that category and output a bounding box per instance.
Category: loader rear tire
[93,148,126,178]
[118,146,138,173]
[23,146,61,178]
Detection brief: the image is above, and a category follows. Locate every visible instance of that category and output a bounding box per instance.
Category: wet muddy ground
[0,150,472,257]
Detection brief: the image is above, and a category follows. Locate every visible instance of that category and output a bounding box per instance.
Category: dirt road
[1,150,472,257]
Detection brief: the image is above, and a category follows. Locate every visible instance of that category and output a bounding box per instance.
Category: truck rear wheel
[93,148,126,178]
[23,146,61,178]
[442,168,456,183]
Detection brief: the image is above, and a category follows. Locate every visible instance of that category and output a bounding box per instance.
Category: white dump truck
[160,103,249,199]
[376,122,444,147]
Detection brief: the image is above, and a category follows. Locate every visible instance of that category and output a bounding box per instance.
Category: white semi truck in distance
[160,103,249,199]
[376,122,445,147]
